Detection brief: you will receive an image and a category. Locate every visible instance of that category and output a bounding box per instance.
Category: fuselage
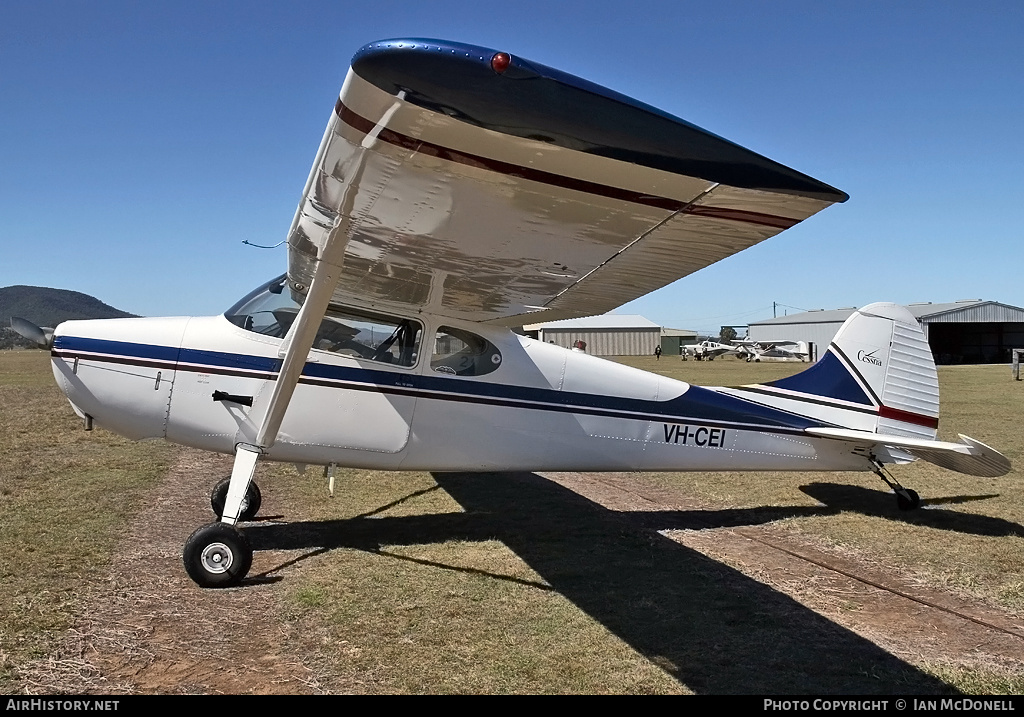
[48,285,870,475]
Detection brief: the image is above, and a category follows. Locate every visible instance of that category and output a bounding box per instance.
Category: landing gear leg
[183,445,261,587]
[872,460,922,511]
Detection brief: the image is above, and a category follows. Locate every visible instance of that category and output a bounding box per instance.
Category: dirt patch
[19,449,330,695]
[545,472,1024,676]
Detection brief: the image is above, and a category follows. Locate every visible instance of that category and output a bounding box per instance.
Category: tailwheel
[210,477,262,521]
[872,460,923,511]
[896,488,921,512]
[183,522,253,588]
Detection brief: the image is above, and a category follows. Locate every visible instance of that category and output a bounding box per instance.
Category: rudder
[763,303,939,440]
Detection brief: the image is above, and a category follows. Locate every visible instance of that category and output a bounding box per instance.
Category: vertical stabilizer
[741,303,939,440]
[835,302,939,440]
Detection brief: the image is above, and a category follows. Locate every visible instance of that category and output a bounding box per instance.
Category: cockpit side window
[225,276,421,367]
[313,308,421,367]
[431,327,502,376]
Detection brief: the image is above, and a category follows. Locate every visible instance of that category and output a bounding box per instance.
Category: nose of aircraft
[50,317,191,440]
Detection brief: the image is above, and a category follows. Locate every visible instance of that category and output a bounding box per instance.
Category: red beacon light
[491,52,511,74]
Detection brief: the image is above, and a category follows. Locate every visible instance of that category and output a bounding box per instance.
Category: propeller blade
[10,317,52,347]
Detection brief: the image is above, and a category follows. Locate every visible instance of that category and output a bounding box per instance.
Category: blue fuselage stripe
[52,336,822,434]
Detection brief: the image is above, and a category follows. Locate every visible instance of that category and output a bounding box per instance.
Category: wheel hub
[200,542,233,574]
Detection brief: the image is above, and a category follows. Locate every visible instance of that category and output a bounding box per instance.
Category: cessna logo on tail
[858,349,883,367]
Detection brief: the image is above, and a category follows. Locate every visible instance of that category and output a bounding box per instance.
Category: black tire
[210,477,262,521]
[896,488,921,511]
[183,522,253,588]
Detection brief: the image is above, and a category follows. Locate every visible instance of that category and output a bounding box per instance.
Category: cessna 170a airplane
[36,39,1010,588]
[733,339,810,362]
[681,339,738,361]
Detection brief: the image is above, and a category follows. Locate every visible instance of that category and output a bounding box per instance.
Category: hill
[0,285,137,349]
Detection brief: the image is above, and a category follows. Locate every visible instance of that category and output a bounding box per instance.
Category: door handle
[212,391,253,407]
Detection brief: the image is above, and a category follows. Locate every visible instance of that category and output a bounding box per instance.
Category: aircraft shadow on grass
[242,472,984,694]
[797,483,1019,537]
[627,483,1019,537]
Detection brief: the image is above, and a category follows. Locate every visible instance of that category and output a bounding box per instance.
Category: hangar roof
[749,300,1024,326]
[525,314,661,330]
[751,308,858,326]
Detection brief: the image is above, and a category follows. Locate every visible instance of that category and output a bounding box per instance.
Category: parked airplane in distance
[681,340,738,361]
[733,339,809,362]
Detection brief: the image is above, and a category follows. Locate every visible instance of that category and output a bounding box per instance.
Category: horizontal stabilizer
[806,427,1011,477]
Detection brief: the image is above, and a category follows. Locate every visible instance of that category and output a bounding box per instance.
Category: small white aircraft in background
[733,339,809,362]
[33,39,1009,588]
[681,340,737,361]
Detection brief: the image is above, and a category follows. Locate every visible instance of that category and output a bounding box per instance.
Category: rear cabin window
[431,327,501,376]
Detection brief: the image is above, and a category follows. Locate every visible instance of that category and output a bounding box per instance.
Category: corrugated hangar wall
[538,328,660,356]
[748,301,1024,365]
[921,303,1024,364]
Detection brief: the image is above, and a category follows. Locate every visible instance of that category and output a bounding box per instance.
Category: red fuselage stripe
[878,405,940,429]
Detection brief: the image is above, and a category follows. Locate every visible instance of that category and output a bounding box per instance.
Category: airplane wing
[217,38,852,516]
[285,38,848,327]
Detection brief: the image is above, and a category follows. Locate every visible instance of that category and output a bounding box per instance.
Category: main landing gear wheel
[183,522,253,588]
[210,477,262,521]
[896,488,922,512]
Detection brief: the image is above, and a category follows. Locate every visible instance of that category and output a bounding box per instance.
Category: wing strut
[220,248,347,525]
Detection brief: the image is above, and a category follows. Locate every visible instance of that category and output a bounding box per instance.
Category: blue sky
[2,1,1022,334]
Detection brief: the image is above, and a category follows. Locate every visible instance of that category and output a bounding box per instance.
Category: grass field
[2,349,1023,693]
[0,351,174,690]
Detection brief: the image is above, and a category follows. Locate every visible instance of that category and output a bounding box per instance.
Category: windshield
[224,275,296,337]
[225,276,422,367]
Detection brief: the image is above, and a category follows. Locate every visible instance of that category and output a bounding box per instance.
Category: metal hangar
[524,315,664,356]
[747,300,1024,364]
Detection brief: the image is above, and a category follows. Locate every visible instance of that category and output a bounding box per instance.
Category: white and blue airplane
[681,339,738,361]
[733,339,810,362]
[36,39,1009,588]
